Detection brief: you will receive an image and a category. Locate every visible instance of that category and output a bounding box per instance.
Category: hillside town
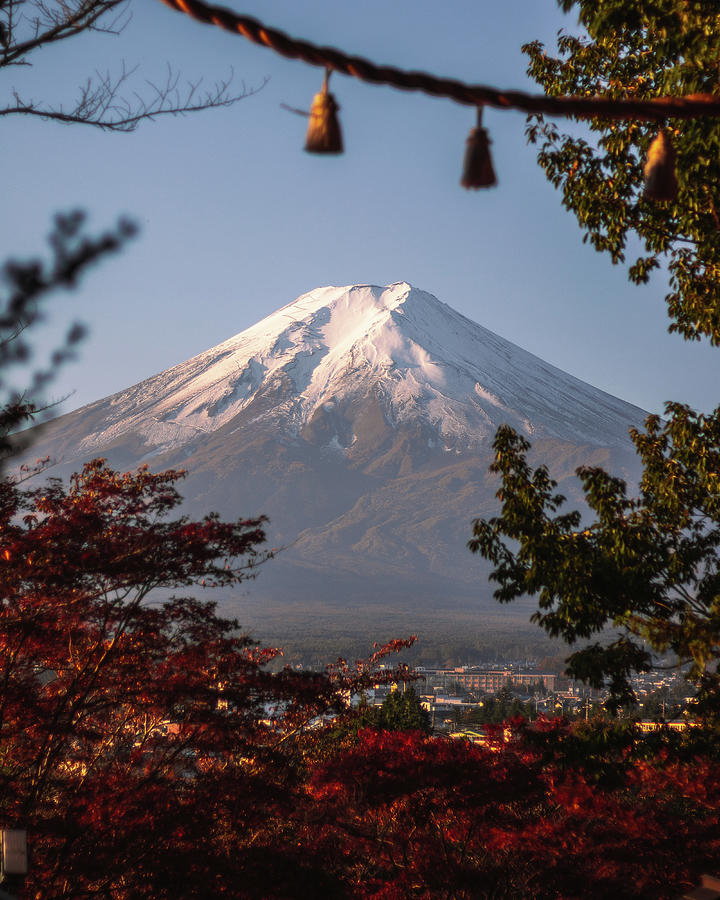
[363,661,698,741]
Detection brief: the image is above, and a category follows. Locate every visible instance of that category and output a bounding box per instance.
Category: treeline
[257,629,559,671]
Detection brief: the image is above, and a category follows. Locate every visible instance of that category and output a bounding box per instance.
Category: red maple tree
[0,459,418,897]
[305,721,720,899]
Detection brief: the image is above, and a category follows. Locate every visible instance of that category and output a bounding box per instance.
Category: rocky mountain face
[19,284,648,656]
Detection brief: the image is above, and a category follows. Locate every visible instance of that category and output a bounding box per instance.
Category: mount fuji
[20,283,648,655]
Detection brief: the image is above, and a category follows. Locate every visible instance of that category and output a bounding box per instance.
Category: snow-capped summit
[71,282,645,461]
[19,283,648,635]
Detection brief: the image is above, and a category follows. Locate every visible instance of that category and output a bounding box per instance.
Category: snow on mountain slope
[72,282,645,460]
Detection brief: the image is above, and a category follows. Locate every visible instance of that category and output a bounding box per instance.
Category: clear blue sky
[3,0,719,417]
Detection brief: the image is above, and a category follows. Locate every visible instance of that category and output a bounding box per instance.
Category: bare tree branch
[1,0,128,67]
[0,63,261,130]
[0,1,261,130]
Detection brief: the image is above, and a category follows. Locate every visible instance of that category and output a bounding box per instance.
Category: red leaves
[3,459,720,897]
[0,459,439,897]
[0,461,318,895]
[0,459,270,602]
[369,635,418,664]
[304,723,720,899]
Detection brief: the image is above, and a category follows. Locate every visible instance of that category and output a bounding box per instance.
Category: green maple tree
[470,0,720,710]
[524,0,720,342]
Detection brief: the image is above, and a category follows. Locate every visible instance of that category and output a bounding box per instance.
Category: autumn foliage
[306,721,720,899]
[0,460,409,896]
[1,459,720,897]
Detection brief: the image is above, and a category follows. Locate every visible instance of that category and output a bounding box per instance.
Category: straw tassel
[643,129,678,201]
[305,68,344,154]
[461,106,497,189]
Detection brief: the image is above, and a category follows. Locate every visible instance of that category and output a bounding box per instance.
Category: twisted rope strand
[160,0,720,122]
